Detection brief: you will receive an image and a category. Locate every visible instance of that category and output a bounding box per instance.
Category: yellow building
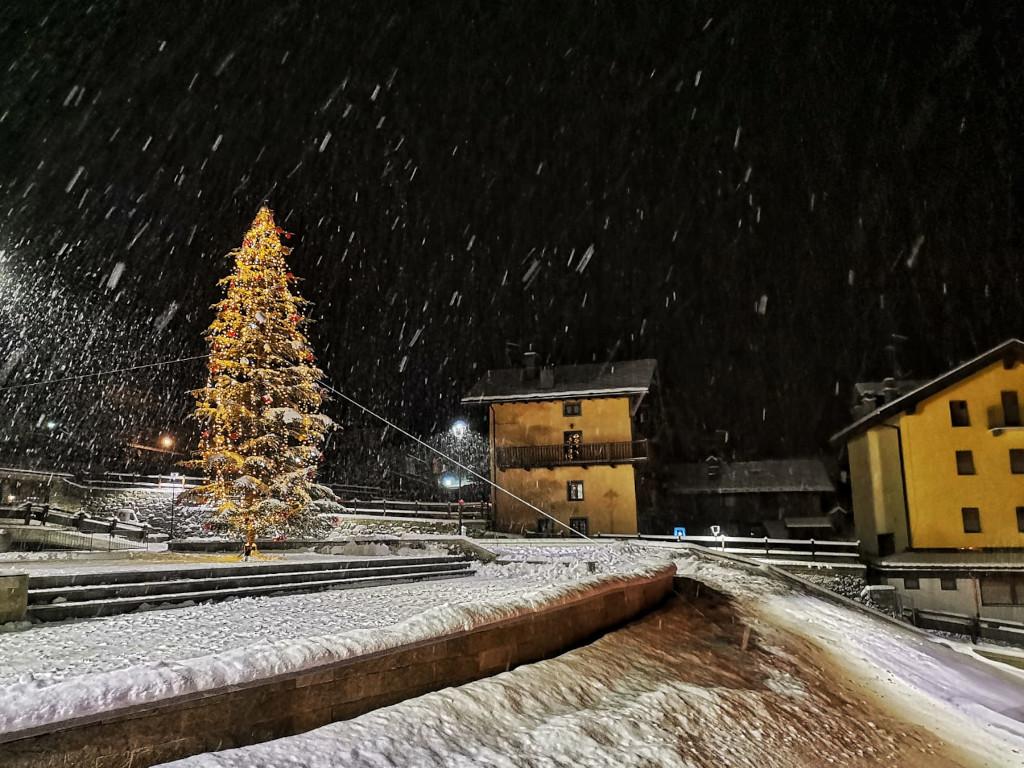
[832,338,1024,556]
[462,355,656,536]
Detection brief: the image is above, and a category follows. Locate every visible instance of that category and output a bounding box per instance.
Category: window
[980,576,1023,606]
[536,517,551,535]
[563,430,582,461]
[569,517,589,536]
[567,480,584,501]
[1012,450,1024,475]
[904,577,920,590]
[563,401,582,417]
[955,450,976,475]
[1017,507,1024,534]
[940,577,958,591]
[949,400,970,427]
[962,507,982,533]
[1003,391,1022,427]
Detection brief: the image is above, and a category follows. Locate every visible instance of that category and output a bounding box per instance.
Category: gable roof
[461,359,657,404]
[664,459,834,495]
[830,338,1024,446]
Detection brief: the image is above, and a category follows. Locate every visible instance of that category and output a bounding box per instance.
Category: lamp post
[169,472,182,540]
[449,420,468,533]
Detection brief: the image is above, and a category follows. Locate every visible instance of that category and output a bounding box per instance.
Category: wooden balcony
[495,440,649,470]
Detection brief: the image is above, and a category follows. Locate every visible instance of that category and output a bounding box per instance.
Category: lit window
[962,507,981,533]
[955,450,976,475]
[563,401,582,417]
[567,480,584,501]
[949,400,970,427]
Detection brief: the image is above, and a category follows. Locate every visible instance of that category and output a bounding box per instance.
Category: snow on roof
[665,459,834,495]
[461,359,656,404]
[873,550,1024,570]
[831,338,1024,446]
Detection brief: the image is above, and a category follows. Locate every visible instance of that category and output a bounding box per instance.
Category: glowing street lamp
[158,434,175,450]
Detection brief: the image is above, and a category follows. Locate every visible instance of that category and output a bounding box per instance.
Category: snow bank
[0,555,667,736]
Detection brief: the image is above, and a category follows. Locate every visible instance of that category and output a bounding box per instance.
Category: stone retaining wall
[0,565,674,768]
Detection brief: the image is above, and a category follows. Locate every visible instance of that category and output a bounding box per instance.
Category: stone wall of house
[0,567,675,768]
[80,489,211,537]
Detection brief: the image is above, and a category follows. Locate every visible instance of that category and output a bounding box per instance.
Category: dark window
[956,450,976,475]
[1017,507,1024,534]
[569,517,589,536]
[567,480,584,501]
[536,517,551,534]
[877,533,896,557]
[1012,450,1024,474]
[940,577,958,591]
[563,401,582,417]
[904,577,920,590]
[1004,391,1022,427]
[949,400,970,427]
[980,576,1020,606]
[563,430,582,461]
[962,507,982,533]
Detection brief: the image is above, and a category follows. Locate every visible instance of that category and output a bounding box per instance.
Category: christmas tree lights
[183,206,335,549]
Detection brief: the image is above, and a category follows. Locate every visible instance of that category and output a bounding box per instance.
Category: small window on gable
[1011,450,1024,474]
[956,450,976,475]
[563,401,582,417]
[567,480,584,501]
[1004,391,1022,427]
[940,577,958,591]
[962,507,982,533]
[949,400,970,427]
[904,577,920,590]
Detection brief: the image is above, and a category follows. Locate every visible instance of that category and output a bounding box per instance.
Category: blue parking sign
[673,527,687,538]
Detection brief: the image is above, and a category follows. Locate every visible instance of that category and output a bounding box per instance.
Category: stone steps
[26,557,475,622]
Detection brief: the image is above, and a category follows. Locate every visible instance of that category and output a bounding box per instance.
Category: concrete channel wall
[0,565,675,768]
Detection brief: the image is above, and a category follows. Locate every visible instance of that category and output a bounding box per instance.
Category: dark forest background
[0,1,1021,477]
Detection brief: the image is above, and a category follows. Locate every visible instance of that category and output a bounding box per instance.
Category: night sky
[1,2,1022,474]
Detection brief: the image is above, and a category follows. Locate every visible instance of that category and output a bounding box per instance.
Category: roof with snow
[461,359,657,404]
[664,459,834,495]
[830,338,1024,446]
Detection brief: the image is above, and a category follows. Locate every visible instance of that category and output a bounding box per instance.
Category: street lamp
[449,420,468,492]
[158,434,175,450]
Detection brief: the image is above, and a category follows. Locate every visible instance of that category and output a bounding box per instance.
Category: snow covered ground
[0,543,656,734]
[154,547,1024,768]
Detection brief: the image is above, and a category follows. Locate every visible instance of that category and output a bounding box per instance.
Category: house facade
[832,338,1024,622]
[462,354,655,536]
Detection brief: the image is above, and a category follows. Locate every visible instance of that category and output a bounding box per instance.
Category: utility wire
[320,380,596,543]
[0,354,211,391]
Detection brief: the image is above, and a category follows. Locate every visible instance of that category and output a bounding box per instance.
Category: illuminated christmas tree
[184,206,335,549]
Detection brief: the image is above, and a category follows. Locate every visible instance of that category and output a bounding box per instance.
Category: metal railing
[495,440,648,470]
[904,607,1024,646]
[596,532,861,562]
[0,502,153,543]
[325,497,492,521]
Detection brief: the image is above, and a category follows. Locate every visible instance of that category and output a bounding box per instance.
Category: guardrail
[904,607,1024,646]
[596,533,860,562]
[0,502,153,544]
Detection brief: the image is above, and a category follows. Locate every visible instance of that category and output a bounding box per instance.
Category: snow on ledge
[0,560,672,737]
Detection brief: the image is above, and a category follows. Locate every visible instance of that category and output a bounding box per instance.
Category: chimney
[522,350,539,381]
[539,366,555,389]
[882,377,899,403]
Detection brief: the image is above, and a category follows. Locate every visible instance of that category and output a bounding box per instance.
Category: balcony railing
[495,440,648,470]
